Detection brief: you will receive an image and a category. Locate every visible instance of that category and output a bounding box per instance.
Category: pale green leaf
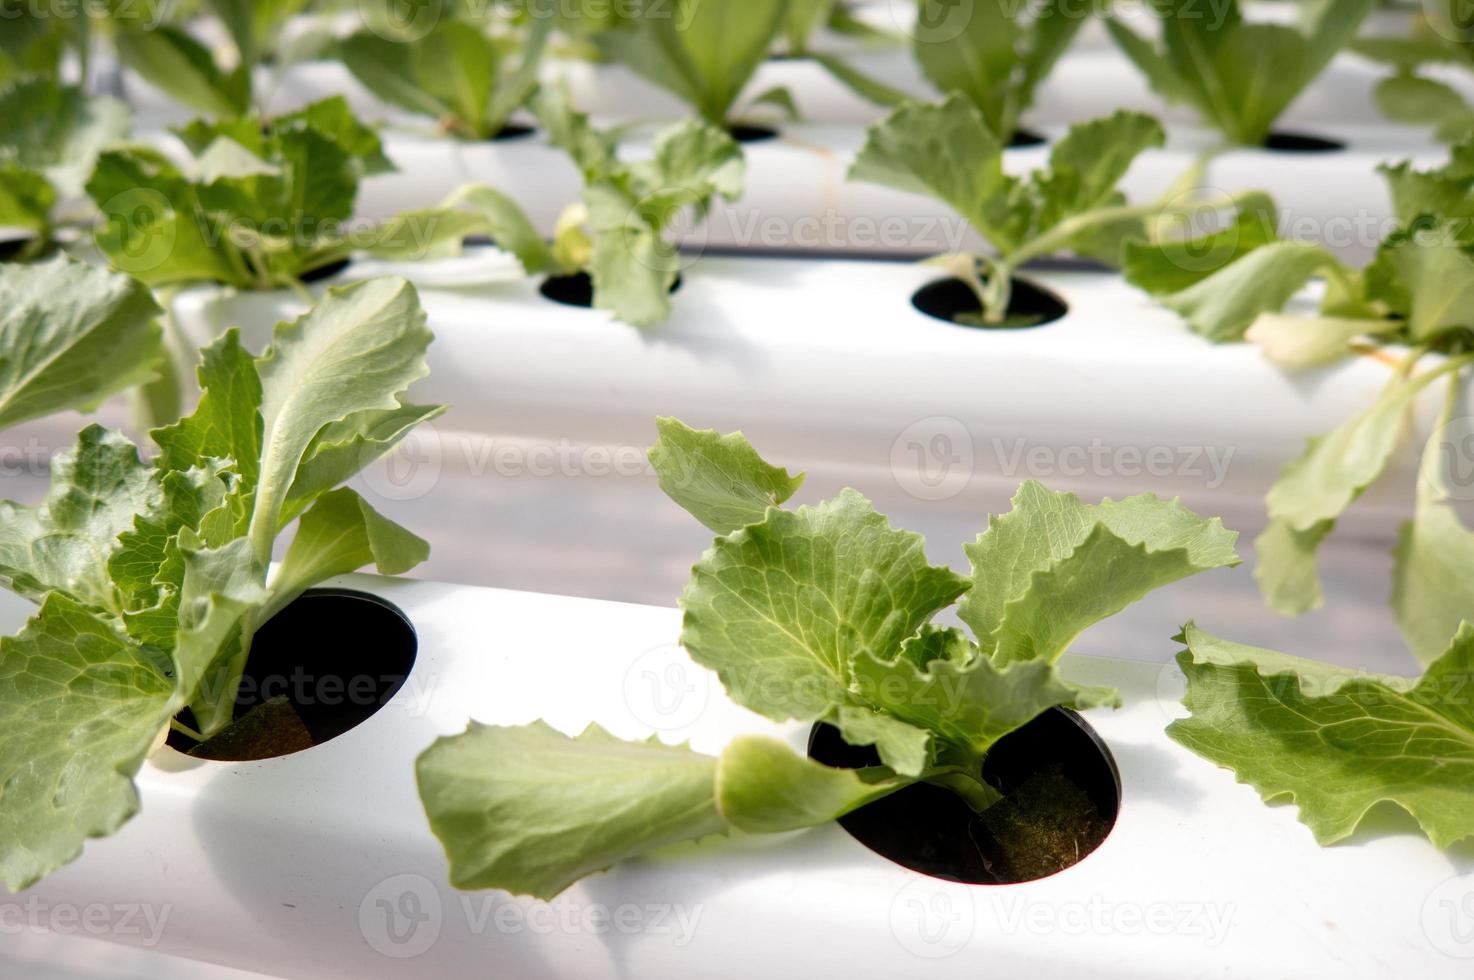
[282,403,446,524]
[680,489,970,722]
[269,487,429,614]
[442,184,551,273]
[0,426,159,609]
[0,256,163,430]
[248,277,432,564]
[0,594,177,891]
[1252,517,1334,616]
[1266,368,1443,530]
[648,417,804,534]
[828,704,933,776]
[852,637,1118,761]
[960,481,1239,656]
[716,735,911,833]
[1244,313,1377,370]
[417,721,728,899]
[1170,622,1474,848]
[1153,241,1339,342]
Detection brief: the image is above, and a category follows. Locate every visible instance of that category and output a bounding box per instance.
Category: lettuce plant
[109,0,330,119]
[1356,0,1474,143]
[0,77,130,259]
[1169,618,1474,850]
[0,255,164,429]
[822,0,1096,144]
[447,89,744,326]
[339,14,552,140]
[1106,0,1374,146]
[416,418,1239,899]
[595,0,797,132]
[849,95,1169,325]
[1127,143,1474,645]
[86,97,478,290]
[0,275,444,891]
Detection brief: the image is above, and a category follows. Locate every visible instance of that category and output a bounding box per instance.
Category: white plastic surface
[357,120,1441,265]
[162,251,1448,673]
[10,575,1473,979]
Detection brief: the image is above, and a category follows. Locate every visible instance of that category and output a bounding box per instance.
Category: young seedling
[596,0,798,134]
[1128,142,1474,644]
[849,94,1170,325]
[1356,0,1474,143]
[1106,0,1374,147]
[0,276,445,891]
[0,4,86,88]
[86,96,477,291]
[821,0,1098,145]
[108,0,334,119]
[446,88,745,327]
[415,418,1239,899]
[339,12,552,140]
[0,76,130,260]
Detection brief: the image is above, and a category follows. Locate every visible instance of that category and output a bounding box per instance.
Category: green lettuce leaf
[417,721,729,898]
[0,256,163,430]
[597,0,787,127]
[1375,74,1474,143]
[960,481,1240,655]
[1170,622,1474,847]
[0,594,179,891]
[913,0,1092,141]
[680,488,970,721]
[1108,0,1375,145]
[115,24,252,119]
[716,735,912,833]
[648,416,804,534]
[1144,241,1340,342]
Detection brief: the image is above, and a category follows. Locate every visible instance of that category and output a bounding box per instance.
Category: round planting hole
[808,707,1121,884]
[489,123,537,142]
[167,588,418,761]
[1262,131,1344,153]
[0,237,38,262]
[912,276,1067,329]
[729,124,779,144]
[299,257,353,284]
[539,270,683,309]
[1008,128,1047,149]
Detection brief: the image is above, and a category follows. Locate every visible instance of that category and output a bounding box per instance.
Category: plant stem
[169,719,204,742]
